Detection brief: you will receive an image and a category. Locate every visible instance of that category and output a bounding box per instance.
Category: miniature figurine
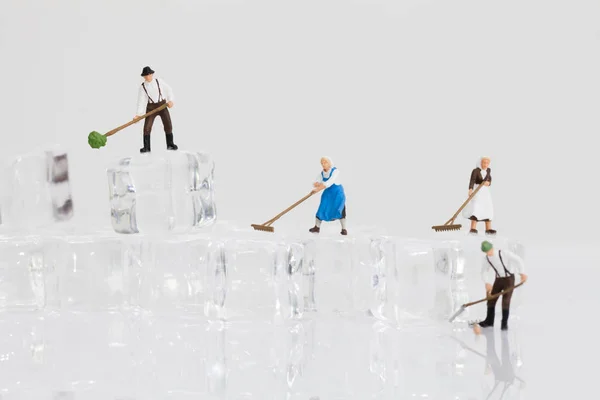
[462,156,495,235]
[478,241,527,330]
[133,66,177,153]
[309,157,347,235]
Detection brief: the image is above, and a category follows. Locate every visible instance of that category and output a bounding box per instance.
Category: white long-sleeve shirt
[136,77,174,116]
[481,249,525,285]
[315,168,341,188]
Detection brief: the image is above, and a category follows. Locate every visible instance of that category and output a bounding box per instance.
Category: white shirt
[136,77,174,116]
[481,249,525,285]
[315,168,341,188]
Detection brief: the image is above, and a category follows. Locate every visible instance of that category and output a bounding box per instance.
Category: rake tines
[251,223,275,232]
[432,223,462,232]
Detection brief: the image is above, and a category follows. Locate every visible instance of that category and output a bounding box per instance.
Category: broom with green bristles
[87,103,168,149]
[431,182,485,232]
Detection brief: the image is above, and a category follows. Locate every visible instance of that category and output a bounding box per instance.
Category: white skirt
[462,184,494,221]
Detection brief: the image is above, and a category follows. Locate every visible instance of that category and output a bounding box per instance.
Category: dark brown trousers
[143,100,173,136]
[487,275,515,310]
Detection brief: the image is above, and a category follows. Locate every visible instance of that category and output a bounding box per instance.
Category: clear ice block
[133,236,215,315]
[204,238,304,321]
[0,148,73,230]
[432,240,467,321]
[44,235,128,312]
[106,151,216,234]
[379,239,438,324]
[302,237,360,316]
[0,237,45,311]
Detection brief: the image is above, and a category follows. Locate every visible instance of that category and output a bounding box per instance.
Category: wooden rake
[432,181,486,232]
[251,192,314,232]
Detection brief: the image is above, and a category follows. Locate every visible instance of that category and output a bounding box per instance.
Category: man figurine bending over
[478,240,528,330]
[134,66,178,153]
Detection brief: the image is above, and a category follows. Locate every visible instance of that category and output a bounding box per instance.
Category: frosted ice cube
[0,148,74,230]
[107,151,216,234]
[0,237,45,311]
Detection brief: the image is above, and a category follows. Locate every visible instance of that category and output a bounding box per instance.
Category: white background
[0,0,598,241]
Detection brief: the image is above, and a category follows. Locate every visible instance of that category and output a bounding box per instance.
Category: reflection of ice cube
[0,148,74,229]
[0,314,48,393]
[107,151,216,234]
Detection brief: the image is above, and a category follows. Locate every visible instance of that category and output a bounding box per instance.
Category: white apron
[462,171,494,221]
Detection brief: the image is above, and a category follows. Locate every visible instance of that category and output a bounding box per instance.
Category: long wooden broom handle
[263,192,314,226]
[104,103,169,137]
[444,178,489,225]
[463,281,525,308]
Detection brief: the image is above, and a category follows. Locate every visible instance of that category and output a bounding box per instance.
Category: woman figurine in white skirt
[462,156,496,235]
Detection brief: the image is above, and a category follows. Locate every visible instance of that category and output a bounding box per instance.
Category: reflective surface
[0,229,594,398]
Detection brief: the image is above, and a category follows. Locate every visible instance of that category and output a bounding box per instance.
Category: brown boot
[340,229,347,235]
[309,226,320,233]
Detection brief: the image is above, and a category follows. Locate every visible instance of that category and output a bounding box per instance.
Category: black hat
[141,66,155,76]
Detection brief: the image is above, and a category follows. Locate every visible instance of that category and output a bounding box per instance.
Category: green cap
[481,241,493,252]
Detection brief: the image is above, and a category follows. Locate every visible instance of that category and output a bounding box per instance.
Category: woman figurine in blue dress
[309,156,347,235]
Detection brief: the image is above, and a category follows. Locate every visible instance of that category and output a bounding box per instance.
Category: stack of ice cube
[0,146,526,398]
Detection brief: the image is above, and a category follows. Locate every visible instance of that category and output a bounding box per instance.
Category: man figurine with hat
[478,240,527,330]
[133,66,177,153]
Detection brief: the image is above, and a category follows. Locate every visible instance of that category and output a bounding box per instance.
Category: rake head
[432,224,462,232]
[251,224,274,232]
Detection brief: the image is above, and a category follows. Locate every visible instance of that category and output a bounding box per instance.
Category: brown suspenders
[486,250,513,278]
[141,79,163,103]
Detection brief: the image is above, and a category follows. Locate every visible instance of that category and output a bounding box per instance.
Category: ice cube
[133,236,215,315]
[0,148,74,230]
[106,151,216,234]
[302,237,358,316]
[204,238,305,321]
[374,238,437,324]
[432,240,466,321]
[0,236,45,311]
[44,235,128,312]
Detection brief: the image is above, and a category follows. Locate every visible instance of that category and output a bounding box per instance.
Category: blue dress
[316,167,346,221]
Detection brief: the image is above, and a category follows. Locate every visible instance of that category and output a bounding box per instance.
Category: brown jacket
[469,168,492,190]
